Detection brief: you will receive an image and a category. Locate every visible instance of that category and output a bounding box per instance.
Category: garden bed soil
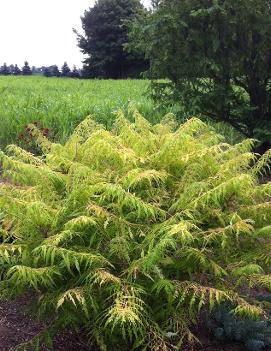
[0,295,90,351]
[0,294,245,351]
[0,271,264,351]
[191,330,244,351]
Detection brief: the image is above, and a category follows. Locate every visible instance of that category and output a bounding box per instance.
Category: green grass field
[0,76,178,149]
[0,76,242,149]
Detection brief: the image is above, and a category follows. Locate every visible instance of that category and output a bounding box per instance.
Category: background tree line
[0,62,31,76]
[0,61,81,78]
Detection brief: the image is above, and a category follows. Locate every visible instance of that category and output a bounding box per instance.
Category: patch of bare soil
[259,174,271,184]
[0,296,90,351]
[0,294,244,351]
[191,333,242,351]
[0,294,265,351]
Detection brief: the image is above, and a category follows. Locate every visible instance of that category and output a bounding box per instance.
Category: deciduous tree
[76,0,148,78]
[129,0,271,149]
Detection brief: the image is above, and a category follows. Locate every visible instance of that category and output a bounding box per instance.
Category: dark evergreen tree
[61,62,71,77]
[22,61,32,75]
[75,0,148,78]
[9,64,15,74]
[0,63,10,75]
[13,64,21,75]
[69,65,80,78]
[52,65,61,77]
[43,67,52,77]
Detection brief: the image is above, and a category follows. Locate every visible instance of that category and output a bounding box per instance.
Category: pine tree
[13,64,21,75]
[22,61,32,75]
[0,63,10,75]
[52,65,61,77]
[43,67,52,77]
[70,65,80,78]
[61,62,70,77]
[9,64,15,74]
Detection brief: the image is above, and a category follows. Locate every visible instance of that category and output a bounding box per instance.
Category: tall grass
[0,76,177,148]
[0,76,242,148]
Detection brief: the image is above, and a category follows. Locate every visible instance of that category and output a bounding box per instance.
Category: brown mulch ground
[0,295,244,351]
[259,174,271,184]
[0,296,90,351]
[192,330,243,351]
[0,294,245,351]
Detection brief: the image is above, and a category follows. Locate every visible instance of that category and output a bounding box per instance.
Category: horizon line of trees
[0,61,81,78]
[1,0,150,80]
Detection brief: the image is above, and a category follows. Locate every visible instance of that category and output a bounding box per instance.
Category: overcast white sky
[0,0,151,68]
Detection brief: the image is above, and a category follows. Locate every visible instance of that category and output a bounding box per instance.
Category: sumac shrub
[1,108,271,350]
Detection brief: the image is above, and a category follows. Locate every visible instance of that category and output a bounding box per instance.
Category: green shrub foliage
[1,108,271,349]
